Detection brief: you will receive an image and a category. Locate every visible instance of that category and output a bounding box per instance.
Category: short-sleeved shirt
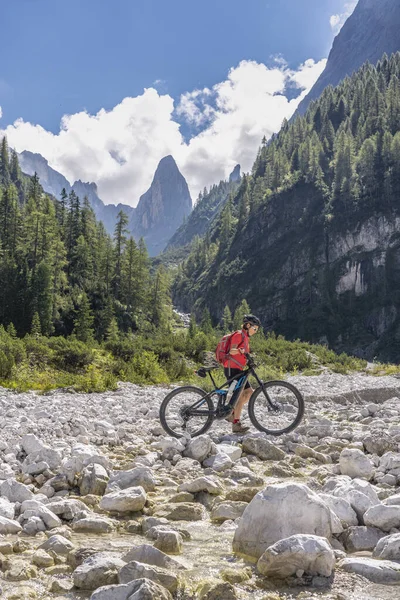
[223,329,250,370]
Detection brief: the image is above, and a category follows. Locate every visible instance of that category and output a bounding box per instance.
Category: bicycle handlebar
[244,352,257,368]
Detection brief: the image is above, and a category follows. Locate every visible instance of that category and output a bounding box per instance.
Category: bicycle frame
[189,363,274,417]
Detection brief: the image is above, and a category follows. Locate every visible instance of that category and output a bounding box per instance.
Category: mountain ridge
[297,0,400,116]
[18,151,193,255]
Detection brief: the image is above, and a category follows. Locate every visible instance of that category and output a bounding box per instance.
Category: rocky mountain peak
[130,155,192,255]
[229,164,241,183]
[296,0,400,116]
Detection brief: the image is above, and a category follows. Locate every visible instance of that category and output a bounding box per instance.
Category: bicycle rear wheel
[248,380,304,435]
[159,386,214,439]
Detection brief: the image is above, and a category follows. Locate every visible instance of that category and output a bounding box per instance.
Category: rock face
[296,0,400,116]
[180,179,400,360]
[232,483,338,559]
[130,155,192,256]
[229,164,241,183]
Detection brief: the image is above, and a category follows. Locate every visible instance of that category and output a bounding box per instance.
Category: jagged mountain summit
[18,151,135,234]
[297,0,400,116]
[229,164,241,183]
[130,155,192,256]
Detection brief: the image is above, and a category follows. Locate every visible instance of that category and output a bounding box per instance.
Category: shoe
[232,421,250,434]
[225,411,234,423]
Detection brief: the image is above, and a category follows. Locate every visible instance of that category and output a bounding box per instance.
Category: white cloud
[0,106,2,119]
[1,57,326,205]
[330,1,358,34]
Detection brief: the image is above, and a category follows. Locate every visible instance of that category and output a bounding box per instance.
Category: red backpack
[215,330,244,365]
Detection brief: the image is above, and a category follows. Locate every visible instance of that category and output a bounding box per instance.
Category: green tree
[73,293,94,342]
[30,312,41,337]
[233,299,251,330]
[222,305,232,332]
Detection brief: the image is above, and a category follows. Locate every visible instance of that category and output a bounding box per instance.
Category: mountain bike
[159,354,305,438]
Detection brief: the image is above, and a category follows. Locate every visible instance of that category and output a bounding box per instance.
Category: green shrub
[125,351,169,384]
[0,350,15,379]
[48,337,94,372]
[24,336,53,367]
[0,326,26,365]
[105,337,137,362]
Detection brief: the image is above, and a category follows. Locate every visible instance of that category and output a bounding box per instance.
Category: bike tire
[248,380,305,436]
[159,385,215,439]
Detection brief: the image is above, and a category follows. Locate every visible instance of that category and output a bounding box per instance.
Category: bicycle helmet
[243,314,261,327]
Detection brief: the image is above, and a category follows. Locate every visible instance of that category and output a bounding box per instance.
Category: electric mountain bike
[159,353,305,438]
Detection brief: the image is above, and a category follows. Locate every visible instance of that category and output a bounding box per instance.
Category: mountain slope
[174,53,400,361]
[166,171,240,250]
[130,155,192,256]
[297,0,400,116]
[18,151,135,234]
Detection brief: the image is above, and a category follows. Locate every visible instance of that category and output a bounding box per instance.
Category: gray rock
[339,557,400,583]
[73,552,125,589]
[319,494,358,527]
[364,504,400,531]
[80,463,109,496]
[339,448,374,480]
[242,434,285,461]
[257,534,335,578]
[119,560,178,593]
[154,502,206,521]
[184,435,212,462]
[202,453,233,472]
[46,498,89,520]
[178,476,223,495]
[373,533,400,560]
[153,530,183,555]
[233,482,340,559]
[122,544,185,570]
[384,494,400,506]
[106,467,155,493]
[0,478,34,502]
[0,515,22,534]
[340,526,386,552]
[39,534,74,554]
[215,444,242,461]
[364,433,397,456]
[99,486,146,513]
[211,501,248,522]
[72,516,116,533]
[89,578,172,600]
[0,497,15,520]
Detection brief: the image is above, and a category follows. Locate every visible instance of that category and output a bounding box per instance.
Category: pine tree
[30,312,41,337]
[222,305,232,332]
[233,299,251,330]
[73,293,94,342]
[0,137,10,187]
[113,210,129,299]
[200,308,213,335]
[188,314,198,338]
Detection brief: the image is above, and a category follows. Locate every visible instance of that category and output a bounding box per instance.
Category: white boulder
[233,483,339,559]
[339,448,374,481]
[100,486,146,513]
[257,534,335,578]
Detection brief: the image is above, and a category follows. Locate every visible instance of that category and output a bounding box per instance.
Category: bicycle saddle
[196,366,218,378]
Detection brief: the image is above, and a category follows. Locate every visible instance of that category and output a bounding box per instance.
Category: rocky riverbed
[1,372,400,599]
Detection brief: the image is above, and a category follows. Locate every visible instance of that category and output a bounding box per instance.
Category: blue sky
[0,0,356,205]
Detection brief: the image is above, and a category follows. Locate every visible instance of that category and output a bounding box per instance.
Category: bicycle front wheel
[248,380,305,435]
[159,386,214,439]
